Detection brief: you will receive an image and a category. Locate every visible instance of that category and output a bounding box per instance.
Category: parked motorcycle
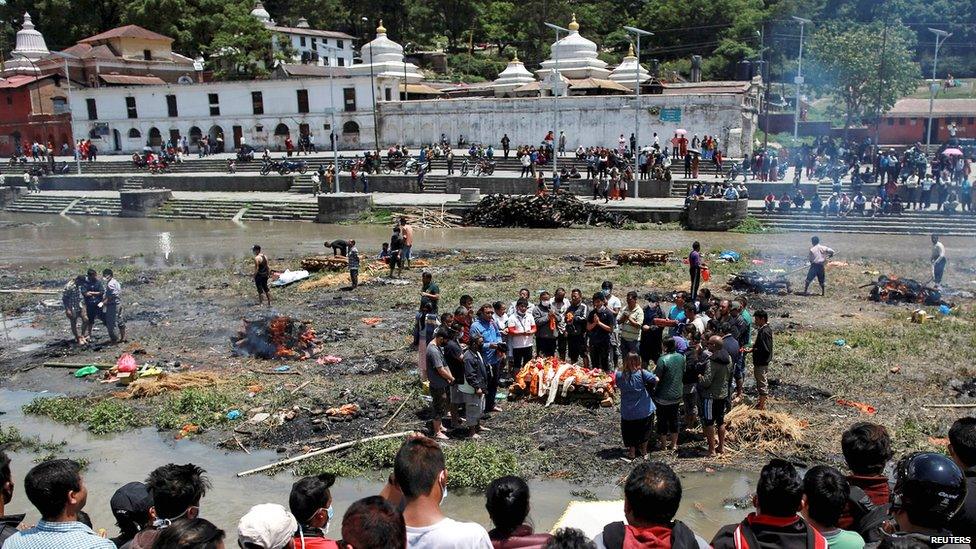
[277,159,308,175]
[260,159,281,175]
[474,159,496,176]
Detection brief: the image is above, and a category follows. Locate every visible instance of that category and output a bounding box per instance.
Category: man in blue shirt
[470,304,503,414]
[3,459,115,549]
[667,292,688,337]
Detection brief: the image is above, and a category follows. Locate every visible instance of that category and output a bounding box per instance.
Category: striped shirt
[2,520,116,549]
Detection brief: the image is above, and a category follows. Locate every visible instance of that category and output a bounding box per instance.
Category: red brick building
[0,74,73,156]
[879,98,976,145]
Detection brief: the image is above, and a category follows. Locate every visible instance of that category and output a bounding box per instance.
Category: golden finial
[568,13,579,31]
[512,51,520,63]
[627,42,635,57]
[376,19,386,34]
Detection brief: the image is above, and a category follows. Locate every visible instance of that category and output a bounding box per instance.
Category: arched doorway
[112,129,121,151]
[10,131,22,155]
[128,128,141,139]
[342,121,360,147]
[189,126,202,152]
[148,127,162,148]
[273,123,290,151]
[208,125,225,152]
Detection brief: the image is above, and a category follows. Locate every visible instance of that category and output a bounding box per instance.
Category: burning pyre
[868,275,944,306]
[728,271,791,294]
[232,315,321,359]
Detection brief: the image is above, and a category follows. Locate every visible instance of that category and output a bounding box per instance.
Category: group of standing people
[61,268,125,345]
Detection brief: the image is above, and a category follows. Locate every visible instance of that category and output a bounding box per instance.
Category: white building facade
[250,2,355,68]
[70,76,389,153]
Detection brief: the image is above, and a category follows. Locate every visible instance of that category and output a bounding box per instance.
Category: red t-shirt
[292,535,339,549]
[837,474,890,530]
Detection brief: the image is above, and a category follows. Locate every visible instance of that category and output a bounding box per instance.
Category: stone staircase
[422,175,448,194]
[750,207,976,236]
[241,201,319,222]
[149,199,250,220]
[121,177,145,190]
[2,194,120,216]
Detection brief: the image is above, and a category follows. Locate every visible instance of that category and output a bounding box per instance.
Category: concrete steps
[150,199,251,220]
[2,194,120,216]
[422,175,447,194]
[241,202,319,222]
[749,208,976,236]
[68,198,121,216]
[121,177,144,190]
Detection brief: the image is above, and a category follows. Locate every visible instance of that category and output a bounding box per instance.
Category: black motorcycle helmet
[891,452,967,529]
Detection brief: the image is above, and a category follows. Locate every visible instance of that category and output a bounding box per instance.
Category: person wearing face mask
[289,474,339,549]
[532,291,558,358]
[506,299,537,371]
[396,436,493,549]
[121,463,210,549]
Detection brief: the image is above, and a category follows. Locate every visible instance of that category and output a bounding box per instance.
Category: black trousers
[512,346,533,372]
[690,266,702,298]
[485,360,501,412]
[589,342,610,372]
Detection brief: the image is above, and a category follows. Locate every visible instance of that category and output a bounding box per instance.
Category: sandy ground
[1,243,975,483]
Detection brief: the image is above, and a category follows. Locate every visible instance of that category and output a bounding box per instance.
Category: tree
[478,1,522,56]
[208,4,277,79]
[806,21,919,130]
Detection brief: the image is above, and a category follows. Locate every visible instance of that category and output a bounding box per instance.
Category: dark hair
[152,517,225,549]
[434,328,451,340]
[803,465,849,527]
[842,422,893,475]
[102,268,113,277]
[87,269,97,276]
[543,528,596,549]
[601,280,613,290]
[626,291,638,300]
[394,437,445,500]
[479,304,493,316]
[674,291,687,302]
[519,287,530,295]
[492,301,504,311]
[289,473,336,525]
[756,459,803,517]
[145,463,210,520]
[571,288,582,296]
[539,290,551,298]
[460,294,473,306]
[74,275,86,285]
[341,496,406,549]
[516,298,528,308]
[949,417,976,467]
[77,510,93,527]
[754,310,768,321]
[662,338,677,354]
[877,536,931,549]
[0,450,10,489]
[624,461,682,525]
[683,303,696,315]
[252,245,261,252]
[812,236,820,245]
[692,241,700,251]
[24,459,82,520]
[486,476,530,535]
[592,292,605,303]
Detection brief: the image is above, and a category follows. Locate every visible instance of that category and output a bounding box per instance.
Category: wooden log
[0,289,60,295]
[236,431,413,477]
[44,362,114,370]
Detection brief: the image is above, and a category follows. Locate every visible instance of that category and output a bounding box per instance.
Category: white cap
[237,503,298,549]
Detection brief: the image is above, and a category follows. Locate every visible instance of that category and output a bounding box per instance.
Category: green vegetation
[23,397,144,435]
[730,216,771,234]
[345,208,395,226]
[156,388,234,430]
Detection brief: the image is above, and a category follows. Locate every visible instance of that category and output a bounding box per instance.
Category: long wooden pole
[236,430,413,477]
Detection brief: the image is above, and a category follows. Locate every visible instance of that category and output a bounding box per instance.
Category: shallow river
[1,212,974,269]
[0,388,752,540]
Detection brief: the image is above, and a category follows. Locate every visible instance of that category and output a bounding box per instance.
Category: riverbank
[2,234,974,490]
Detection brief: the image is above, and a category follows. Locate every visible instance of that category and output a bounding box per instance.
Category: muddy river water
[2,212,974,268]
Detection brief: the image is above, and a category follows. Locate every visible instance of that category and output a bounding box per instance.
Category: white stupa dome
[349,20,423,83]
[536,14,609,80]
[493,54,535,95]
[12,13,49,60]
[609,43,649,90]
[250,2,273,25]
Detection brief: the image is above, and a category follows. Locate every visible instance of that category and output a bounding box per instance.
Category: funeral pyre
[868,275,945,306]
[464,193,625,228]
[728,271,791,294]
[510,357,616,407]
[231,315,322,359]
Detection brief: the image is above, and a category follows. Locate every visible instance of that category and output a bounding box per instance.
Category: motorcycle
[474,159,496,176]
[382,156,410,175]
[277,159,308,175]
[459,158,470,176]
[260,159,281,176]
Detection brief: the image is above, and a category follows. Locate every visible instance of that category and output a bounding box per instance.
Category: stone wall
[684,199,749,231]
[378,94,756,158]
[316,194,373,223]
[38,174,294,192]
[119,189,173,217]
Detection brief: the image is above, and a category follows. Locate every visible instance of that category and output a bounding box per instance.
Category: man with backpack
[594,461,710,548]
[837,423,893,537]
[711,459,828,549]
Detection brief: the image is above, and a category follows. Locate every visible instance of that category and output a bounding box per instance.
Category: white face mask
[541,300,551,307]
[324,505,334,535]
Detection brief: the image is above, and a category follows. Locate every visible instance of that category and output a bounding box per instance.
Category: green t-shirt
[421,282,440,313]
[740,309,754,346]
[824,528,865,549]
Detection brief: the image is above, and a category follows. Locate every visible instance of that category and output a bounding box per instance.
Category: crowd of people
[3,417,976,549]
[59,268,126,345]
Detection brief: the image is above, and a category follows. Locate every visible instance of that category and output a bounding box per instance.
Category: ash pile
[232,314,321,359]
[728,271,791,294]
[464,193,624,228]
[867,275,944,306]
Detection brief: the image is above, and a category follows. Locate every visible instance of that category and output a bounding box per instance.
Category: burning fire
[233,315,321,360]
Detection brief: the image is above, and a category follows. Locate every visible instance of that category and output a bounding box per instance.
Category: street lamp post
[791,16,811,140]
[322,45,342,192]
[46,51,82,175]
[544,22,569,180]
[926,28,952,154]
[624,25,653,198]
[362,17,380,158]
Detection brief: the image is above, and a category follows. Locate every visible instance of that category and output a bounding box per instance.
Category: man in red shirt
[290,474,339,549]
[837,422,892,530]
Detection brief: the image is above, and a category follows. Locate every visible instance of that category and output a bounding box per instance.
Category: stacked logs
[463,193,625,228]
[614,249,671,265]
[301,255,348,272]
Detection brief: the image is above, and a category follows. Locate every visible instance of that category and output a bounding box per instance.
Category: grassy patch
[23,397,144,435]
[156,388,234,430]
[730,216,772,234]
[344,208,396,225]
[295,437,402,478]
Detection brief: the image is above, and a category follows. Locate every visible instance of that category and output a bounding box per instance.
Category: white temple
[535,14,609,80]
[4,13,49,75]
[608,43,650,90]
[250,2,274,25]
[348,20,423,82]
[491,53,535,96]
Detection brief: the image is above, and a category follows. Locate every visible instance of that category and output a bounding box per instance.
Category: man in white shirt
[931,234,947,286]
[602,281,622,368]
[506,299,536,371]
[803,235,835,296]
[396,437,492,549]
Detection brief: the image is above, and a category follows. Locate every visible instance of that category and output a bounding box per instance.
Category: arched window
[274,123,290,136]
[189,126,202,144]
[342,121,360,134]
[128,128,141,139]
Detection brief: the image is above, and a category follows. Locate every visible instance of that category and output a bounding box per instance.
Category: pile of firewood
[399,207,463,228]
[301,255,348,272]
[615,249,671,265]
[463,194,625,228]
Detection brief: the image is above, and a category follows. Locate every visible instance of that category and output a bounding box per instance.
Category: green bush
[86,400,142,435]
[156,389,232,430]
[444,441,520,490]
[24,397,89,424]
[24,396,142,435]
[447,53,507,81]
